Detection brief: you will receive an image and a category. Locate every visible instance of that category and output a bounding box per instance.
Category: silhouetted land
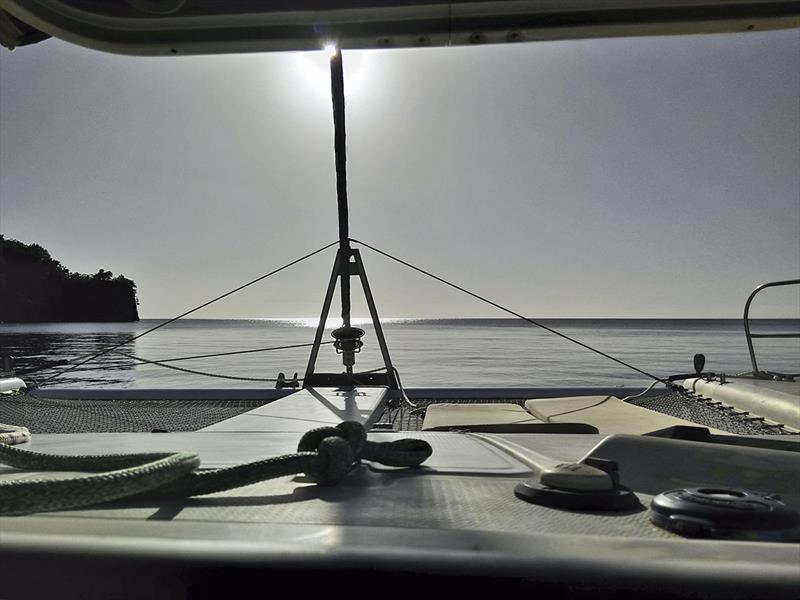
[0,236,139,322]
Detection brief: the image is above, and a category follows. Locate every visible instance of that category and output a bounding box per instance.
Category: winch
[331,326,365,370]
[650,487,800,541]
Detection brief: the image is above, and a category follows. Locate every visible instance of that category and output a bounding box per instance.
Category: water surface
[1,319,797,388]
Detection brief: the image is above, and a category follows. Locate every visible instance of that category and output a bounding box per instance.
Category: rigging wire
[34,241,339,388]
[14,343,333,377]
[351,237,667,384]
[112,350,385,384]
[115,351,286,382]
[24,235,667,388]
[129,341,333,364]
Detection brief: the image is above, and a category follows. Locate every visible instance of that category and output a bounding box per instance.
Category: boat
[0,1,798,598]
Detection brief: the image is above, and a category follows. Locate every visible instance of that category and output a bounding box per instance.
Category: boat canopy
[0,0,798,54]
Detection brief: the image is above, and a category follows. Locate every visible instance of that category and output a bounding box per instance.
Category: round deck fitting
[650,487,800,541]
[514,480,640,511]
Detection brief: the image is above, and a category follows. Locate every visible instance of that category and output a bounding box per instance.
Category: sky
[1,29,798,319]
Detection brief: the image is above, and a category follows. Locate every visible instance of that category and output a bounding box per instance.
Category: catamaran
[0,1,798,598]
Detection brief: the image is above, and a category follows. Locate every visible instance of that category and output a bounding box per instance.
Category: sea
[1,319,798,389]
[0,319,800,389]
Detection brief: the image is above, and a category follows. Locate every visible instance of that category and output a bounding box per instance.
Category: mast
[330,48,351,329]
[303,46,398,390]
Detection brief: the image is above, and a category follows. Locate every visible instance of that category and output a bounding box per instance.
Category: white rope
[542,380,664,422]
[0,423,31,445]
[620,380,663,402]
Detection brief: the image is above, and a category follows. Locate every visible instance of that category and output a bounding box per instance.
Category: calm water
[1,319,798,389]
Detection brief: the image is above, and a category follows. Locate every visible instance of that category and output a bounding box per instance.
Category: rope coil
[0,421,432,516]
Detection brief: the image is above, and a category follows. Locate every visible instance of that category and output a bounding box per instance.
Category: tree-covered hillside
[0,236,139,322]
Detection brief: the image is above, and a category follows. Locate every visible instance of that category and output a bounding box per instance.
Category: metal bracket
[303,248,399,390]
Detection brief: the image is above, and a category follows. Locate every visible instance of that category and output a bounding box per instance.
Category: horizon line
[135,315,800,321]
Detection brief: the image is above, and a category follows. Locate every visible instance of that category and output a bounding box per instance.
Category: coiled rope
[0,421,432,516]
[0,423,30,446]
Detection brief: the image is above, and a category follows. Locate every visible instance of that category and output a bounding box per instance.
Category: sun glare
[323,43,338,59]
[292,48,370,99]
[274,317,375,328]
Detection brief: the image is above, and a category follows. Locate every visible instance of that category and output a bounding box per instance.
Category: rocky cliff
[0,236,139,322]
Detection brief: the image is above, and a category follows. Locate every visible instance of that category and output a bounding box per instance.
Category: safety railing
[743,279,800,379]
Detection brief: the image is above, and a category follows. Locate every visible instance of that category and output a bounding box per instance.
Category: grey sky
[1,30,798,318]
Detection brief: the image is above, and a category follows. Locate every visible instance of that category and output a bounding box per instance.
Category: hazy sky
[1,30,798,319]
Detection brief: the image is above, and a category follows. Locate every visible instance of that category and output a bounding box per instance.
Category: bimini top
[0,0,798,54]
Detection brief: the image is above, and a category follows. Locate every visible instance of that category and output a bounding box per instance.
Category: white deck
[525,395,730,435]
[200,386,389,432]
